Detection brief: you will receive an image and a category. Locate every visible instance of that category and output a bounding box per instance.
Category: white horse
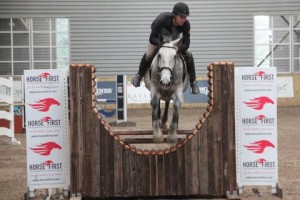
[144,36,189,143]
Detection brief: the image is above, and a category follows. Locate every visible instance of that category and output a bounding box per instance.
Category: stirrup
[190,81,199,94]
[131,74,142,87]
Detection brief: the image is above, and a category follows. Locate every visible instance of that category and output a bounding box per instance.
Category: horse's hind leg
[160,100,169,129]
[167,97,180,143]
[151,96,164,143]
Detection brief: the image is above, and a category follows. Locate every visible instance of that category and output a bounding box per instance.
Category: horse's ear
[171,33,183,46]
[160,28,172,43]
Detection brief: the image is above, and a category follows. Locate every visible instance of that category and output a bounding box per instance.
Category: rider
[131,2,199,94]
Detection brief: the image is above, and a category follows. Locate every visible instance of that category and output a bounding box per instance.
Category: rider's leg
[184,51,199,94]
[131,43,157,87]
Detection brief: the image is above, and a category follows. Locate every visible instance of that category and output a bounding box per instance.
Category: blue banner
[184,80,209,103]
[96,81,116,101]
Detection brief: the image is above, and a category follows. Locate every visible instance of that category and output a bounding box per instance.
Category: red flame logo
[256,114,266,120]
[243,96,274,110]
[30,142,62,156]
[256,71,265,76]
[29,98,60,112]
[244,140,275,154]
[256,158,266,164]
[40,72,50,78]
[42,116,52,122]
[43,160,54,166]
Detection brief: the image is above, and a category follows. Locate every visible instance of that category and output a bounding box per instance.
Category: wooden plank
[141,155,150,196]
[135,154,143,196]
[164,153,172,196]
[83,66,93,196]
[227,63,237,192]
[199,118,209,195]
[114,137,122,196]
[184,139,192,195]
[128,151,136,196]
[113,129,191,135]
[191,133,199,195]
[99,124,107,196]
[221,63,230,194]
[149,155,156,196]
[69,66,78,195]
[213,62,224,195]
[207,108,216,195]
[107,132,115,196]
[93,115,101,196]
[156,155,164,196]
[120,136,182,144]
[170,150,179,195]
[121,148,130,196]
[176,145,185,195]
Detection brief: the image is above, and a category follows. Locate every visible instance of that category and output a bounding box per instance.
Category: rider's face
[174,14,187,26]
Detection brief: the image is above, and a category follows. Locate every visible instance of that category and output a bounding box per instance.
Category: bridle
[149,44,186,82]
[158,45,178,77]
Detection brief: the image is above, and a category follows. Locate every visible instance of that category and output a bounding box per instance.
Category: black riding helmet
[172,2,189,17]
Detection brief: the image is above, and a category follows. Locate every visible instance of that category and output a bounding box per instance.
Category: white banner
[127,82,151,104]
[24,70,69,190]
[235,67,278,190]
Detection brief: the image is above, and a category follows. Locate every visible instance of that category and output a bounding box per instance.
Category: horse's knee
[150,97,159,107]
[173,98,181,110]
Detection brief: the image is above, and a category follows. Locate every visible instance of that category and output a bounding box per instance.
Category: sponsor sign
[235,67,278,190]
[24,70,69,190]
[96,81,116,101]
[277,76,294,98]
[184,80,209,103]
[127,82,151,104]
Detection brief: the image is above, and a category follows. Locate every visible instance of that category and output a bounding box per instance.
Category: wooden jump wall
[69,62,237,198]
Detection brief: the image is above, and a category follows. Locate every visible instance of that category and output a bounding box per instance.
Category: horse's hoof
[167,136,178,144]
[153,136,164,143]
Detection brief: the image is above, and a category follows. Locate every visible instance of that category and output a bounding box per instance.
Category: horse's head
[156,37,181,88]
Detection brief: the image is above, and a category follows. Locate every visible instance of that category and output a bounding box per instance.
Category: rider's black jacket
[149,12,190,52]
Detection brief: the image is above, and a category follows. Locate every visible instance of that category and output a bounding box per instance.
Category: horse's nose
[160,79,171,86]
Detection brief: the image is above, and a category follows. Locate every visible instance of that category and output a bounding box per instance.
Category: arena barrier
[69,62,238,199]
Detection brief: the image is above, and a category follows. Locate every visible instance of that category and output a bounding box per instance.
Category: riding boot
[131,53,152,87]
[185,53,199,94]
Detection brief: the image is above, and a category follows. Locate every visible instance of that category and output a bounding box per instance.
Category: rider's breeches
[137,43,158,76]
[145,43,158,61]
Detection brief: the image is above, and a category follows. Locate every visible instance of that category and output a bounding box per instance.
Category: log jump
[69,62,238,199]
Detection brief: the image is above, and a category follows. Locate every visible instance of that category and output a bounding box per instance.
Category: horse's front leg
[167,96,180,143]
[160,100,169,129]
[151,96,164,143]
